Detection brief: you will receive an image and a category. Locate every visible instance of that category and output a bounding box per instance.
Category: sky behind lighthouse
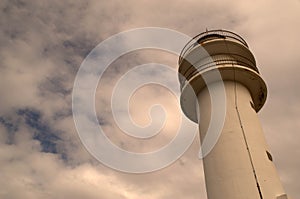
[0,0,300,198]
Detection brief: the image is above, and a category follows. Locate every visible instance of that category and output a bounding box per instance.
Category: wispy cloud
[0,0,299,198]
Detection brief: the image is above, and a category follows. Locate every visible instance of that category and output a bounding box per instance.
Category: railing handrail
[179,59,257,90]
[179,29,248,64]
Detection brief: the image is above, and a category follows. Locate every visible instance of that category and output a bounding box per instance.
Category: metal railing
[179,58,258,90]
[179,30,249,64]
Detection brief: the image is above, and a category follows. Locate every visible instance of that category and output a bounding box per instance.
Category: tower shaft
[198,81,285,198]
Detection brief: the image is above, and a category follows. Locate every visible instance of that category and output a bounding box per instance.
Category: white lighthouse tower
[178,30,289,199]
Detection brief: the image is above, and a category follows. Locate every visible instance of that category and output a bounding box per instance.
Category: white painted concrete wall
[197,81,286,199]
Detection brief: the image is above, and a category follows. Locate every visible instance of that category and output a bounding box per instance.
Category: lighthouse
[178,30,289,199]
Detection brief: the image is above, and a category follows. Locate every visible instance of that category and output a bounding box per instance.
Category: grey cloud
[0,0,299,198]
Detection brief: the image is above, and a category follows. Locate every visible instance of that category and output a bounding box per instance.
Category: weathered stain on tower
[178,30,289,199]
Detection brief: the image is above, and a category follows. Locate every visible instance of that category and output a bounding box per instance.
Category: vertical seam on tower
[224,39,263,199]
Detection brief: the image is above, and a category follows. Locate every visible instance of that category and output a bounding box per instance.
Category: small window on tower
[266,151,273,161]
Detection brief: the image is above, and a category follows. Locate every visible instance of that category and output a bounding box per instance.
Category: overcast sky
[0,0,299,198]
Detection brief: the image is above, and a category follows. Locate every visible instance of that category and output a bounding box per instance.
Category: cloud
[0,0,299,198]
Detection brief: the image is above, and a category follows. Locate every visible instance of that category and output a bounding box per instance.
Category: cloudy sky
[1,0,300,198]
